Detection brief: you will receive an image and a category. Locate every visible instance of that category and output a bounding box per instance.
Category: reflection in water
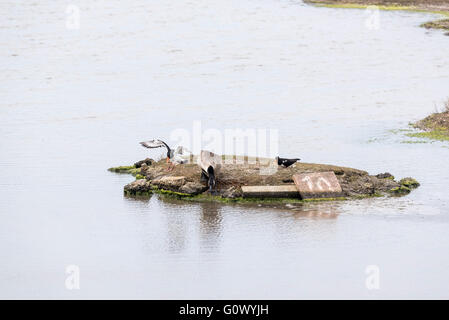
[159,197,192,253]
[269,203,340,246]
[198,202,223,250]
[123,194,152,209]
[166,212,189,253]
[291,205,339,219]
[156,196,224,253]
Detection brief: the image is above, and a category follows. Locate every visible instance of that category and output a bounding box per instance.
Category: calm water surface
[1,0,449,298]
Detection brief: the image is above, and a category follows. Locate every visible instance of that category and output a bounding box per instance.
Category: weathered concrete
[241,185,300,198]
[293,172,344,199]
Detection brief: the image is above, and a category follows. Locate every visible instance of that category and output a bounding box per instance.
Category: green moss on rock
[108,165,142,177]
[124,189,152,196]
[124,184,350,204]
[108,165,136,172]
[399,178,420,189]
[157,191,348,204]
[155,188,194,197]
[390,186,411,195]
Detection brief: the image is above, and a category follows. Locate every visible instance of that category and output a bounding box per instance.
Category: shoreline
[410,99,449,142]
[304,0,449,35]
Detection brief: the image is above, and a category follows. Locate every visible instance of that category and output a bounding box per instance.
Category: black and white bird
[275,156,300,168]
[140,139,190,170]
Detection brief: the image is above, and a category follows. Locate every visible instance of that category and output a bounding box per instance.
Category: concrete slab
[293,171,343,199]
[241,185,300,198]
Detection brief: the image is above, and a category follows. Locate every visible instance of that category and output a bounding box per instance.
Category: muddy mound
[414,110,449,132]
[109,158,419,202]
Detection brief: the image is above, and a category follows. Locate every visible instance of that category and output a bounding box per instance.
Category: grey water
[1,0,449,299]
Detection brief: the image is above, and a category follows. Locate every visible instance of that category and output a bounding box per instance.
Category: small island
[304,0,449,35]
[410,99,449,141]
[108,156,419,204]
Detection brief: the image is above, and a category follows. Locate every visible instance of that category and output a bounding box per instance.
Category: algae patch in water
[405,130,449,142]
[421,19,449,35]
[388,120,449,145]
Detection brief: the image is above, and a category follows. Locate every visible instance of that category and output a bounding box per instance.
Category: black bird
[202,166,216,193]
[276,156,300,168]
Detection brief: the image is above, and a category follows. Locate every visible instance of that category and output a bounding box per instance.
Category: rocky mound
[108,157,419,202]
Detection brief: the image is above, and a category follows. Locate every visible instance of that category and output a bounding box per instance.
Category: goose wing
[140,139,169,149]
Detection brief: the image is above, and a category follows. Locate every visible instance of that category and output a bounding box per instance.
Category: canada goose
[197,150,222,193]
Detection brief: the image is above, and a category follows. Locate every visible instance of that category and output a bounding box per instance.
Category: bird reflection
[198,202,223,250]
[160,196,339,254]
[160,198,223,253]
[165,205,189,253]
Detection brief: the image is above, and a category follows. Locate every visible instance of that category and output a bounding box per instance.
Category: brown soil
[414,110,449,131]
[413,99,449,131]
